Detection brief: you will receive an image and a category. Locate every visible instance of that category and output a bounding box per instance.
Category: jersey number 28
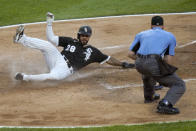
[65,45,76,52]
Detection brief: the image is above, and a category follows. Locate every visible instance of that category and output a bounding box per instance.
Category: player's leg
[16,34,60,70]
[15,66,72,81]
[15,73,55,81]
[14,25,58,57]
[21,58,73,81]
[16,67,72,81]
[14,25,72,81]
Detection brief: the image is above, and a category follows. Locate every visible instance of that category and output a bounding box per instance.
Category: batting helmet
[77,26,92,39]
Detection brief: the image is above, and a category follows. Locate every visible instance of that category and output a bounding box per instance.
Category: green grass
[0,0,196,26]
[0,121,196,131]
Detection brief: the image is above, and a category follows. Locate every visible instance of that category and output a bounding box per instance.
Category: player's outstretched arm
[128,50,137,60]
[46,12,59,46]
[106,56,122,66]
[106,57,135,69]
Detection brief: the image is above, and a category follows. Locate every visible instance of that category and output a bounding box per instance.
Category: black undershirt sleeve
[164,46,170,55]
[131,42,140,54]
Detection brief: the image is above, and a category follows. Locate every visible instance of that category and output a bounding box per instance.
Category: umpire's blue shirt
[129,27,176,56]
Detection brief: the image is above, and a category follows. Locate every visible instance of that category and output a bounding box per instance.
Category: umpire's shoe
[144,93,160,103]
[13,25,24,43]
[157,99,180,114]
[15,73,24,81]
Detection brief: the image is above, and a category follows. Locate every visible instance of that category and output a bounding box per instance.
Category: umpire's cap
[151,16,164,26]
[78,25,92,37]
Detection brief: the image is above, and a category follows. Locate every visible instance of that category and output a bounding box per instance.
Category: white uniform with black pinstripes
[17,33,72,81]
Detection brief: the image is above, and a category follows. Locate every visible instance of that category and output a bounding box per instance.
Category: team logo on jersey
[84,48,93,61]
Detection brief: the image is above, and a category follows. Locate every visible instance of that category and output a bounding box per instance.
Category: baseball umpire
[13,12,134,81]
[128,16,186,114]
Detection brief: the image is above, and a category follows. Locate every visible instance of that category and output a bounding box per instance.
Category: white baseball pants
[17,35,72,81]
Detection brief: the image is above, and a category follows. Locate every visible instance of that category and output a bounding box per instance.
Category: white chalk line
[99,83,142,90]
[101,78,196,90]
[177,40,196,48]
[0,119,195,129]
[99,45,127,50]
[184,78,196,82]
[0,12,196,29]
[98,39,196,50]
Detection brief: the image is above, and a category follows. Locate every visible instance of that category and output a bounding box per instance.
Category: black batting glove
[122,62,135,69]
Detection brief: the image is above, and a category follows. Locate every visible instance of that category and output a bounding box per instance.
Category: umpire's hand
[122,62,135,69]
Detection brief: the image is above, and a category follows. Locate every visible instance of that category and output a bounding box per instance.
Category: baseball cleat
[46,12,54,19]
[15,73,24,80]
[13,25,24,43]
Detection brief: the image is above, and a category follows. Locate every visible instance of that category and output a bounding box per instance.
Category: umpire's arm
[163,36,176,65]
[128,34,140,60]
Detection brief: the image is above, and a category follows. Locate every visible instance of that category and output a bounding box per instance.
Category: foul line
[0,12,196,29]
[102,78,196,90]
[99,39,196,52]
[177,40,196,48]
[0,119,195,129]
[99,45,127,50]
[100,83,142,90]
[184,78,196,82]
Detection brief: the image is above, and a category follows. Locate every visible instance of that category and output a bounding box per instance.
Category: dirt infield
[0,13,196,126]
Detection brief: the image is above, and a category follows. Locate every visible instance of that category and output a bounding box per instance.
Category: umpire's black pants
[135,56,186,105]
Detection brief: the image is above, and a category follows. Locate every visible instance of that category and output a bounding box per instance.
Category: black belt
[137,54,161,59]
[64,57,72,68]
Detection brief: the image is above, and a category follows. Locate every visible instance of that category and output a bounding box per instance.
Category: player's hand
[46,12,54,25]
[122,62,135,69]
